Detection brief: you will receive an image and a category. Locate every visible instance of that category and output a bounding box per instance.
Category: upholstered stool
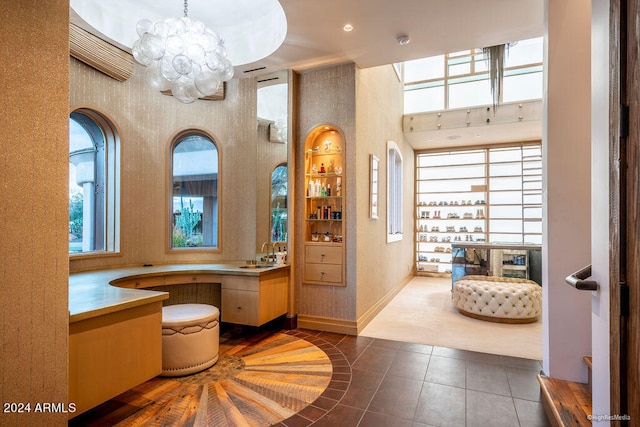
[161,304,220,377]
[452,275,542,324]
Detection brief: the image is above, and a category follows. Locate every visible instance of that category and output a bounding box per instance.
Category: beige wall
[0,2,70,425]
[542,0,592,382]
[295,64,358,321]
[69,58,259,272]
[354,65,415,321]
[294,63,414,327]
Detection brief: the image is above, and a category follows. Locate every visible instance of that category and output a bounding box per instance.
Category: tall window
[415,143,542,244]
[403,37,543,114]
[170,132,219,249]
[387,141,403,242]
[69,110,119,254]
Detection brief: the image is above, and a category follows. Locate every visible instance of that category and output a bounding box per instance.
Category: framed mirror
[256,70,290,252]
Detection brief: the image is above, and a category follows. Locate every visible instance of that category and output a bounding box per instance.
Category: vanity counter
[68,262,290,416]
[69,262,290,323]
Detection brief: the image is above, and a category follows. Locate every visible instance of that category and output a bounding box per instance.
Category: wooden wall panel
[0,2,70,425]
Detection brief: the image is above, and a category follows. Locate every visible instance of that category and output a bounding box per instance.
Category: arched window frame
[270,163,288,243]
[69,108,120,256]
[168,129,221,252]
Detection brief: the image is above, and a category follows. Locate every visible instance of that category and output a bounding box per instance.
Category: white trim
[387,140,403,243]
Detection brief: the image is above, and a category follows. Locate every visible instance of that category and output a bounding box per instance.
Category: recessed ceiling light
[343,24,353,32]
[397,35,410,45]
[446,135,461,140]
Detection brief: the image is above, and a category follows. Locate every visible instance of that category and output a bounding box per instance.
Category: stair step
[583,356,592,388]
[537,374,591,427]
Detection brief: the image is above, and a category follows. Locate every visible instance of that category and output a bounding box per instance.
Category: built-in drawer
[303,263,343,284]
[164,273,221,285]
[221,289,258,325]
[112,276,165,289]
[304,244,343,264]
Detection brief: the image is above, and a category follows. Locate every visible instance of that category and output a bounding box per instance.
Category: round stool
[161,304,220,377]
[452,275,542,324]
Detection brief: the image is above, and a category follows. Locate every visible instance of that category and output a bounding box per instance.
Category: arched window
[170,131,220,249]
[69,110,119,254]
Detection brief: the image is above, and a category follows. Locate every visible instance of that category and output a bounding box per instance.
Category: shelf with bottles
[304,173,343,243]
[306,147,344,157]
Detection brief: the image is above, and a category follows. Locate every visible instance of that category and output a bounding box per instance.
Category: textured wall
[0,2,70,425]
[69,57,258,272]
[354,65,415,319]
[295,64,358,320]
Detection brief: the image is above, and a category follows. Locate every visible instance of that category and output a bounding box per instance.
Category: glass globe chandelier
[132,0,234,104]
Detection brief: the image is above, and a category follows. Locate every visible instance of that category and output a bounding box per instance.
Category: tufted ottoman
[161,304,220,377]
[452,275,542,323]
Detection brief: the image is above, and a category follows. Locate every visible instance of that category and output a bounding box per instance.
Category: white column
[70,149,96,252]
[590,0,612,418]
[543,0,592,382]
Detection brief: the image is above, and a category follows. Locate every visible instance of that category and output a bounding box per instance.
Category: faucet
[272,242,279,264]
[260,241,270,263]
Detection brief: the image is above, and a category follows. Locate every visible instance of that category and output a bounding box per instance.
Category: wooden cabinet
[303,244,343,284]
[220,268,289,326]
[110,269,288,327]
[69,301,163,416]
[303,126,346,286]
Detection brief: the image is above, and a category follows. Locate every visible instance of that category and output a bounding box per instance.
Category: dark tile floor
[279,329,550,427]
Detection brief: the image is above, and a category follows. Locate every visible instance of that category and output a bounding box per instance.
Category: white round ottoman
[161,304,220,377]
[452,275,542,323]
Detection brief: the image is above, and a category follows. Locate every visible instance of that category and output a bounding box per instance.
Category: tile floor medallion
[70,332,336,426]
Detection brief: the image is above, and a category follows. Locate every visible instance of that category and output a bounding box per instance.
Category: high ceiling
[70,0,545,148]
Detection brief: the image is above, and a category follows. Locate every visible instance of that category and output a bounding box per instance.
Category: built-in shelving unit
[415,144,542,275]
[303,126,345,286]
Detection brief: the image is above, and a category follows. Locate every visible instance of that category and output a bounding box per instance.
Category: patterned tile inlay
[71,332,334,426]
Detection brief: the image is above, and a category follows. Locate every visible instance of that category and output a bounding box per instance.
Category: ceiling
[70,0,545,149]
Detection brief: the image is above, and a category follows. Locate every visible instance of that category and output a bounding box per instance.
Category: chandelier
[132,0,234,104]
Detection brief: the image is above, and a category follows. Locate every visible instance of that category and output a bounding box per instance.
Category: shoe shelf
[415,199,488,274]
[415,144,543,276]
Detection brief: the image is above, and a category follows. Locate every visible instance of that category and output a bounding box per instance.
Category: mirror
[256,70,290,253]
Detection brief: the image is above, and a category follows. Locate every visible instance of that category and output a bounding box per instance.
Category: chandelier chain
[184,0,189,18]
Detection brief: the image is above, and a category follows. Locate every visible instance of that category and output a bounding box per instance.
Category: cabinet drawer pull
[191,276,197,281]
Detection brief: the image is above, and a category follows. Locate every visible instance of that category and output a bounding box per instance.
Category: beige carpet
[360,276,543,360]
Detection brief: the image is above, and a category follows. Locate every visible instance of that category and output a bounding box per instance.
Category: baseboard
[283,314,298,330]
[297,315,358,335]
[355,273,414,333]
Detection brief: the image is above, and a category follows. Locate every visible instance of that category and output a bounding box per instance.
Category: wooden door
[615,0,640,420]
